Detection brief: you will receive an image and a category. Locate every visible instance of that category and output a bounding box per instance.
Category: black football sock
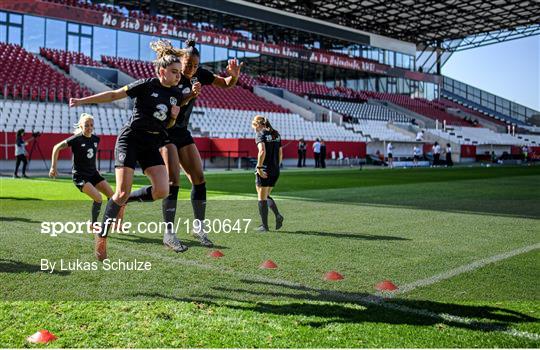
[191,182,206,222]
[99,198,122,237]
[162,185,179,234]
[258,200,269,228]
[91,201,102,223]
[267,196,280,216]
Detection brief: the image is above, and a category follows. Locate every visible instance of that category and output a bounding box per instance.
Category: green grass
[0,166,539,347]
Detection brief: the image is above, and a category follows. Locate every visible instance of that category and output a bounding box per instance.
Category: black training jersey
[123,78,184,133]
[256,129,281,171]
[65,133,100,176]
[173,68,215,129]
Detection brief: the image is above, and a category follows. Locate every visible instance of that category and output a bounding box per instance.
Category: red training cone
[375,280,398,292]
[209,250,224,258]
[27,330,57,344]
[260,260,278,269]
[324,270,344,281]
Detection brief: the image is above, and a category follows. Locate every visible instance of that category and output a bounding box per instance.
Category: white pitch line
[395,243,540,295]
[59,234,540,341]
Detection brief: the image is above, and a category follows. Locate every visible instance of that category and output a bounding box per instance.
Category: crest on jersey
[170,97,177,106]
[118,152,126,161]
[94,142,98,148]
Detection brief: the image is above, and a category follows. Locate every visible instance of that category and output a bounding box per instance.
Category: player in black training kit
[50,113,122,229]
[252,115,284,232]
[69,40,197,260]
[159,39,244,247]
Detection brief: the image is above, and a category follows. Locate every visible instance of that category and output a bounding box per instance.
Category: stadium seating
[364,91,474,126]
[0,43,92,102]
[190,108,365,141]
[1,100,130,135]
[101,56,155,80]
[434,98,507,127]
[258,75,335,96]
[1,100,362,141]
[40,47,103,72]
[428,126,528,145]
[313,98,410,123]
[101,56,289,113]
[344,120,415,142]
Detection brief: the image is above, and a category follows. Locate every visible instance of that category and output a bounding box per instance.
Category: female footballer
[251,115,284,232]
[69,40,198,260]
[49,113,124,228]
[159,39,244,247]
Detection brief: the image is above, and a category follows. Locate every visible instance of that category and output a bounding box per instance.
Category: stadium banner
[0,0,440,84]
[0,132,367,161]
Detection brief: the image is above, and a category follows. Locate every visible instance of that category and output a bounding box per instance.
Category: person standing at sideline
[413,145,421,167]
[432,142,441,166]
[320,139,327,169]
[14,129,30,178]
[387,142,394,168]
[445,143,453,167]
[252,115,284,232]
[297,139,306,167]
[313,138,321,168]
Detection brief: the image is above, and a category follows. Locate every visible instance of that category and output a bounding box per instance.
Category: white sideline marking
[63,234,540,341]
[395,243,540,295]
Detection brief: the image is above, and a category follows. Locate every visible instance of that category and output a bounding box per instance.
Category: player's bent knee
[152,187,169,200]
[114,191,130,204]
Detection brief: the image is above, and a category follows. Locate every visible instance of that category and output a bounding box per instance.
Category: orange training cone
[324,270,344,281]
[375,280,398,292]
[27,330,57,344]
[260,260,278,269]
[209,250,224,258]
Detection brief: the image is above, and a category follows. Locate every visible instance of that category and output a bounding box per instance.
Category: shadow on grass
[0,259,71,275]
[282,230,411,241]
[0,216,43,224]
[110,235,230,249]
[0,196,43,201]
[137,277,537,335]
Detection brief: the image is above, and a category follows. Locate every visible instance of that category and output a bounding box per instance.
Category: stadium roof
[115,0,539,52]
[241,0,540,48]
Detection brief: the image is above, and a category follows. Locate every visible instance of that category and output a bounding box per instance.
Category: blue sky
[442,35,540,111]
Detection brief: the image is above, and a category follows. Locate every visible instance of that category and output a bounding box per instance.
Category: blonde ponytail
[74,113,94,134]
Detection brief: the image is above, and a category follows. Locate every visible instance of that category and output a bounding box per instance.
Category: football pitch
[1,165,539,347]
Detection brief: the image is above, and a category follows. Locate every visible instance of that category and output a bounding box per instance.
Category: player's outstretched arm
[212,58,244,89]
[69,88,128,107]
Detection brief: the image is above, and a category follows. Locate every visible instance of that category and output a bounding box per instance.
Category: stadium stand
[258,75,336,96]
[313,98,410,123]
[1,100,130,135]
[344,120,415,142]
[40,47,103,72]
[435,97,507,127]
[101,56,154,80]
[101,56,289,112]
[0,43,92,102]
[364,91,474,126]
[428,126,533,145]
[190,108,364,141]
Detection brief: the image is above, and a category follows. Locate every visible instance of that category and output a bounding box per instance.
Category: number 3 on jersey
[153,104,168,121]
[87,148,94,159]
